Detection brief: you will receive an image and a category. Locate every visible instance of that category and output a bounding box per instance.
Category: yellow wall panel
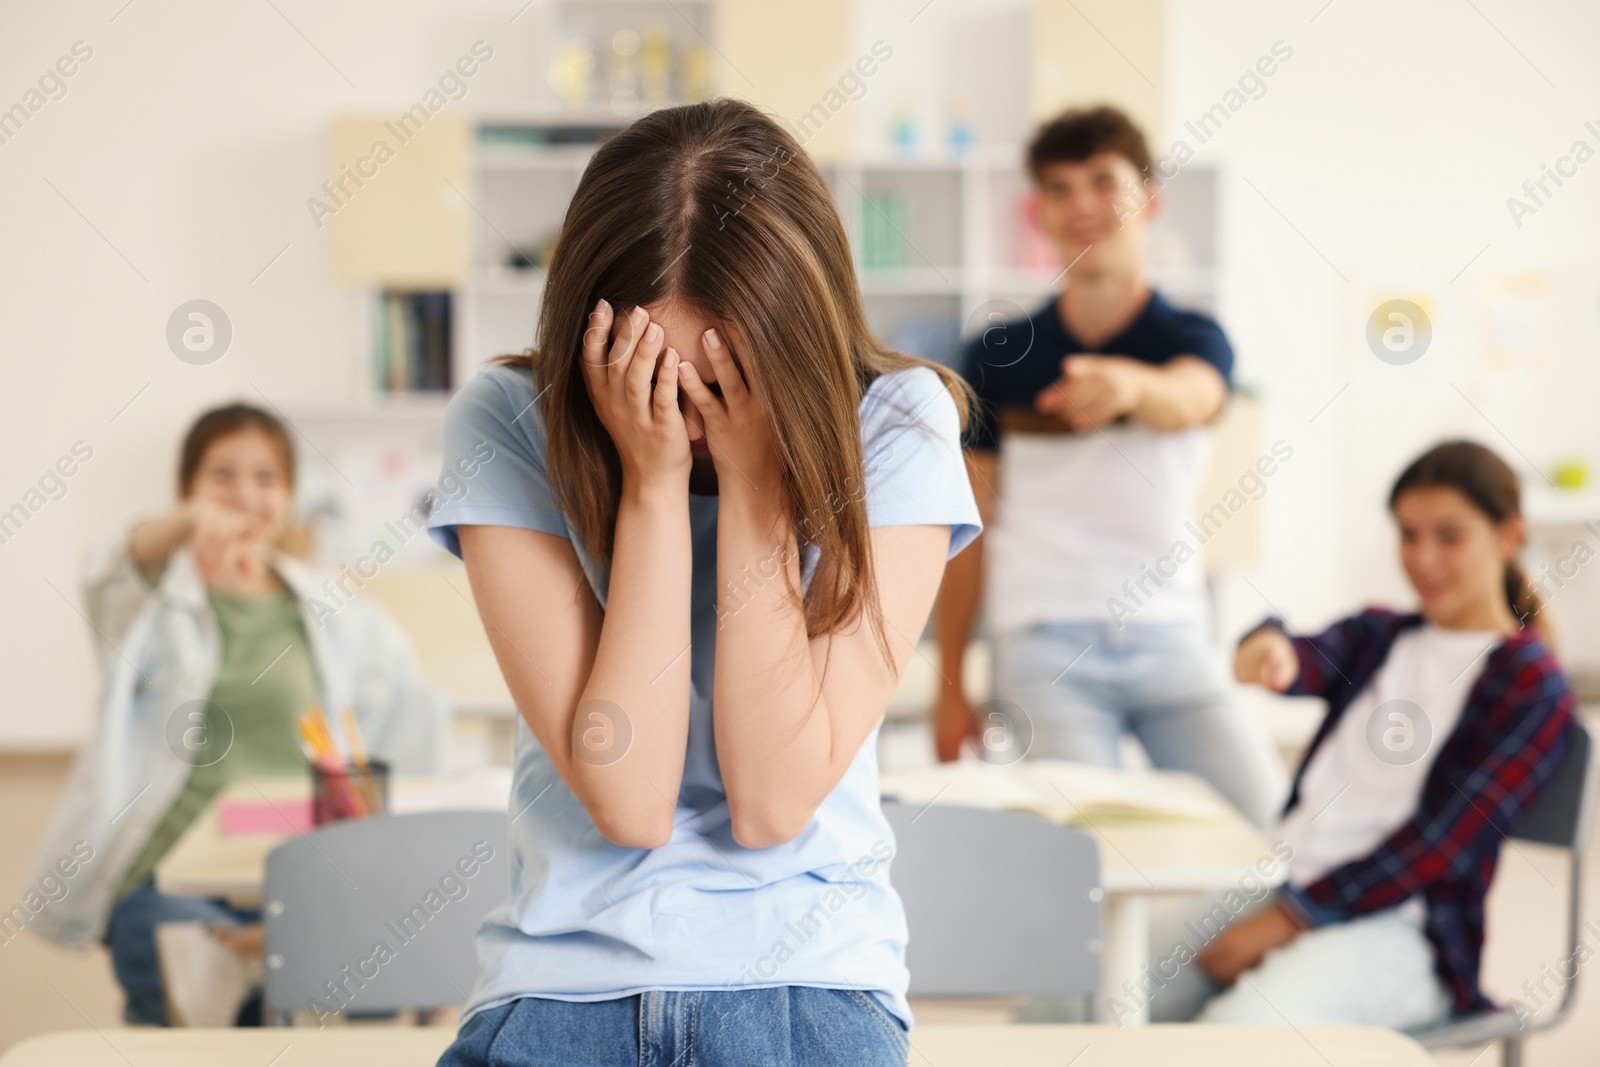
[326,113,471,288]
[713,0,856,162]
[1031,0,1164,141]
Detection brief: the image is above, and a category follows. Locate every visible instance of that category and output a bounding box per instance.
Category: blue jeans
[990,620,1285,828]
[103,879,262,1026]
[436,988,910,1067]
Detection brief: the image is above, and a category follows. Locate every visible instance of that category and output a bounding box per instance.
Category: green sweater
[115,585,318,900]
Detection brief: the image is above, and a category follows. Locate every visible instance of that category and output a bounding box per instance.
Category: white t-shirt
[984,422,1214,634]
[1276,624,1504,921]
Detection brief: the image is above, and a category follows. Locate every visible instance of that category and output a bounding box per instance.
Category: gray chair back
[262,811,509,1024]
[1514,721,1594,848]
[882,800,1101,998]
[1411,719,1597,1066]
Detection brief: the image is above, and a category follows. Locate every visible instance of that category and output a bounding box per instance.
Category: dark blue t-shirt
[957,290,1234,452]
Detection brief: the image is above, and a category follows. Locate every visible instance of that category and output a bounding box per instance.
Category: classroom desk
[882,764,1285,1026]
[1092,775,1285,1026]
[158,770,1279,1026]
[0,1025,1434,1066]
[154,774,508,906]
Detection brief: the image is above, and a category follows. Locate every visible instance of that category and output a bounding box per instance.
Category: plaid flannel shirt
[1250,607,1576,1017]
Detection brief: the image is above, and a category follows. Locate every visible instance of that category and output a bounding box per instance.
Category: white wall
[0,1,547,746]
[1163,0,1600,655]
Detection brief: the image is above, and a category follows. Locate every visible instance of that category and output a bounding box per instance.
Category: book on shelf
[860,190,906,269]
[373,291,453,393]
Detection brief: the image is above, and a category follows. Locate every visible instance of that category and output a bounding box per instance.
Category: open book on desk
[879,759,1235,827]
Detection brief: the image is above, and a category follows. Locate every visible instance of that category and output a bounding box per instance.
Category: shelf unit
[454,135,585,380]
[293,118,1219,575]
[309,0,1219,417]
[291,126,1209,588]
[292,0,1219,581]
[452,137,1219,388]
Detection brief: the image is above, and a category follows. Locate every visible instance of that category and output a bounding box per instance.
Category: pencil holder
[310,757,390,826]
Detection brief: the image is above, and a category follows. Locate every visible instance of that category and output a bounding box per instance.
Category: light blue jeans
[1144,892,1453,1028]
[990,620,1284,828]
[436,987,910,1067]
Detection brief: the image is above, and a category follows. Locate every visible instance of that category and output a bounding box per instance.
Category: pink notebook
[218,798,312,836]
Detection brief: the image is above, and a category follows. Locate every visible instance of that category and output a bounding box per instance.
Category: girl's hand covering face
[580,300,692,488]
[674,326,783,495]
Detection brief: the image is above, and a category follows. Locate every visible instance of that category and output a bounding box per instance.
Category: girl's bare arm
[458,302,697,850]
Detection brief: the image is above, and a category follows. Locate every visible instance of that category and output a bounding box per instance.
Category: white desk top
[0,1025,1433,1066]
[881,760,1285,895]
[1088,811,1284,894]
[159,762,1282,905]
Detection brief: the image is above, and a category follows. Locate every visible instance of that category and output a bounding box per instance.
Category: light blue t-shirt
[427,360,982,1030]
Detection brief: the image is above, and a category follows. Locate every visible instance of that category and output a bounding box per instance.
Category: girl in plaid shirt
[1146,440,1576,1027]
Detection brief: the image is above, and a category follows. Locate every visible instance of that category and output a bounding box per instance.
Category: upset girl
[1149,439,1576,1027]
[426,99,982,1065]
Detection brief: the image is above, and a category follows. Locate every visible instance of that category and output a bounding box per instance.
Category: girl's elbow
[586,798,675,850]
[728,799,813,850]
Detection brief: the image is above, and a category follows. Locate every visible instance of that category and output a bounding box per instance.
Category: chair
[1407,719,1597,1066]
[261,811,510,1026]
[881,800,1101,1017]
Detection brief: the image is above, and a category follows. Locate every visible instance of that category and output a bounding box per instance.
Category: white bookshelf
[292,0,1221,577]
[292,117,1218,573]
[306,135,1219,446]
[310,0,1219,415]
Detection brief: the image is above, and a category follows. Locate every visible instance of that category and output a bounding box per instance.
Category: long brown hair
[1388,440,1543,632]
[495,98,975,669]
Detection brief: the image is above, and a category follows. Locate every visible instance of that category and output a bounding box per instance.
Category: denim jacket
[24,530,451,949]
